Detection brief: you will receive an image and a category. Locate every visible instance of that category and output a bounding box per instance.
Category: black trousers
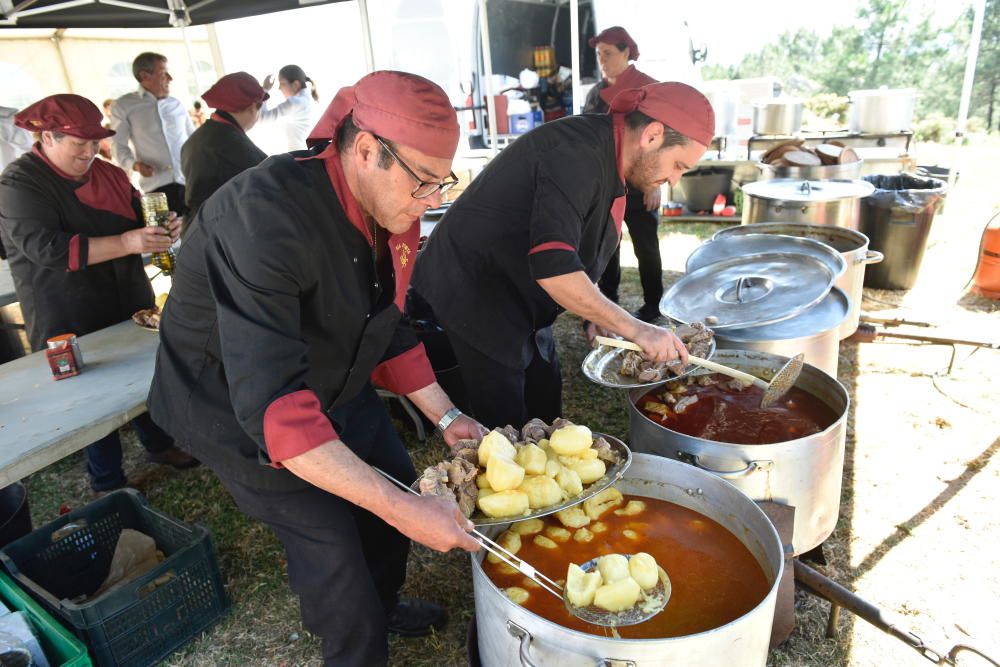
[211,386,415,667]
[445,328,562,429]
[598,196,663,310]
[153,182,188,217]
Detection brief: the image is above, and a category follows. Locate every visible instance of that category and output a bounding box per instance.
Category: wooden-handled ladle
[595,335,804,409]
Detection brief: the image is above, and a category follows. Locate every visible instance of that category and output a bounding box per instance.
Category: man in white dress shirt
[111,52,195,214]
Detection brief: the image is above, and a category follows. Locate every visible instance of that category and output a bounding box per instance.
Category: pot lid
[741,178,874,202]
[686,234,846,281]
[714,287,849,342]
[712,222,869,254]
[661,252,835,330]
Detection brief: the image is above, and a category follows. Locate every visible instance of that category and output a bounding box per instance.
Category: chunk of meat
[673,395,699,414]
[417,465,450,497]
[131,307,161,329]
[591,437,619,464]
[545,418,574,436]
[498,425,520,444]
[696,374,719,387]
[454,448,479,465]
[616,321,715,381]
[443,457,477,487]
[456,480,478,518]
[725,378,750,392]
[521,418,549,443]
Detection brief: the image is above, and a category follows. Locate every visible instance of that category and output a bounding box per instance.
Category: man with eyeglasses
[412,82,715,429]
[147,71,483,667]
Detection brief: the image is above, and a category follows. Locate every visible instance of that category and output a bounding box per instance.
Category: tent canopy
[0,0,349,29]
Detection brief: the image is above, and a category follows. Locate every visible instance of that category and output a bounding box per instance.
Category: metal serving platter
[581,337,717,391]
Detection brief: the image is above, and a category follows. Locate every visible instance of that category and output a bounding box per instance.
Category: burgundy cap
[307,70,459,160]
[588,26,639,60]
[14,94,113,140]
[202,72,269,113]
[609,82,715,146]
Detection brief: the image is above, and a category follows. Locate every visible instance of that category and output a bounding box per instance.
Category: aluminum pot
[752,99,803,136]
[629,349,849,556]
[756,159,864,182]
[712,222,884,338]
[471,453,783,667]
[713,287,849,377]
[848,88,915,134]
[741,179,875,229]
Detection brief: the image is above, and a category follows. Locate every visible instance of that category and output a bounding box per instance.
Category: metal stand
[376,389,428,441]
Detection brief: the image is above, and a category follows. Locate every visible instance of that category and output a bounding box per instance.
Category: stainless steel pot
[741,179,875,229]
[848,88,915,134]
[752,99,803,136]
[629,349,849,556]
[756,159,864,182]
[471,453,783,667]
[713,288,848,376]
[712,222,884,338]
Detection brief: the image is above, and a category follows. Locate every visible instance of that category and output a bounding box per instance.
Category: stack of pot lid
[741,178,874,203]
[686,234,846,281]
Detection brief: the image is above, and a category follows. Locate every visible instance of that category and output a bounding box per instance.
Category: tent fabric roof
[0,0,348,29]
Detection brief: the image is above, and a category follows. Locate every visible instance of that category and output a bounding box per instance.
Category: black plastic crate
[0,489,228,667]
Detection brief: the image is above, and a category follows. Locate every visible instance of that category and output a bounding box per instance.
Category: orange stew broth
[638,373,838,445]
[483,495,771,639]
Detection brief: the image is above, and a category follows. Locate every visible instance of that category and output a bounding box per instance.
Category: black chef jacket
[148,144,432,490]
[411,113,625,368]
[181,112,267,223]
[0,152,153,351]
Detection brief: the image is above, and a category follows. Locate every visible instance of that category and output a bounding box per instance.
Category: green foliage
[914,112,956,143]
[805,93,851,125]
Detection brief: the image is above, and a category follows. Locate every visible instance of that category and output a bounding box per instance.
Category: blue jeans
[84,413,172,491]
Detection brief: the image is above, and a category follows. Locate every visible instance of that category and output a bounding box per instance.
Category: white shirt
[0,107,32,172]
[258,89,314,152]
[110,87,194,191]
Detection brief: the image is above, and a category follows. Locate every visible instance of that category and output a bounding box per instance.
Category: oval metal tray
[581,337,717,390]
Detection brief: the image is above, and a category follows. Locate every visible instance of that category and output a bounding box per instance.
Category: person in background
[181,72,268,226]
[189,100,206,128]
[110,52,195,215]
[0,95,198,493]
[0,105,32,259]
[98,99,114,160]
[584,26,664,325]
[258,64,318,152]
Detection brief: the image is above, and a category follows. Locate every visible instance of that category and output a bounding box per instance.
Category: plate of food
[415,418,632,527]
[581,321,716,390]
[131,306,161,332]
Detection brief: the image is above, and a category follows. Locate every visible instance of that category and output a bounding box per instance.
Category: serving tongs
[372,466,668,627]
[595,335,804,408]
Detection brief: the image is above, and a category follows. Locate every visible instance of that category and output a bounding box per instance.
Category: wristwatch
[437,407,463,432]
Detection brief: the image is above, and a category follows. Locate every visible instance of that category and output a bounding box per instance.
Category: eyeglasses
[374,134,459,199]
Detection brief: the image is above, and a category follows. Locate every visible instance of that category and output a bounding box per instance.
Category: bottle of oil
[139,192,175,275]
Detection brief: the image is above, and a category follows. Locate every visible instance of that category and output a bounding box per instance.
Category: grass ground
[20,139,1000,666]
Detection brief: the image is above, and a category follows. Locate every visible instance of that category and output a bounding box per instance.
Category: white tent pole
[205,23,225,79]
[179,23,203,96]
[358,0,375,73]
[950,0,986,192]
[478,0,498,156]
[570,0,581,114]
[50,28,74,92]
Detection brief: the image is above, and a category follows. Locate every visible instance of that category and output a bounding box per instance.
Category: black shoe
[386,598,448,637]
[146,446,200,469]
[632,305,661,323]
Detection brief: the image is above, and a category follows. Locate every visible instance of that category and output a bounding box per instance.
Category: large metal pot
[752,99,803,136]
[713,288,848,376]
[848,88,915,134]
[472,453,783,667]
[756,159,864,182]
[712,222,884,338]
[741,179,875,229]
[629,349,849,556]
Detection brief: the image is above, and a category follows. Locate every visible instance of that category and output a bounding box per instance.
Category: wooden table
[0,320,160,487]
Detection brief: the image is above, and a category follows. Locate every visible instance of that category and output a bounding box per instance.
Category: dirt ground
[21,139,1000,666]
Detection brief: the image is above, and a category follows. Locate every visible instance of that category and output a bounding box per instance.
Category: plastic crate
[0,571,91,666]
[0,489,228,667]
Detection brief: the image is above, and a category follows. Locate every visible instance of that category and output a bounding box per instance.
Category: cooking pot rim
[714,222,870,251]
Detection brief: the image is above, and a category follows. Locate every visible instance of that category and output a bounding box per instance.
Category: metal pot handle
[860,249,884,265]
[506,621,638,667]
[677,450,774,479]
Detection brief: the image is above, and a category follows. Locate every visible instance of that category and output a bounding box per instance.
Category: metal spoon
[595,335,804,408]
[372,466,667,627]
[565,554,672,627]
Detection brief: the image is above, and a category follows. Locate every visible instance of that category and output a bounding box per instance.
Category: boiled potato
[584,488,624,520]
[510,518,544,536]
[565,563,602,608]
[515,443,547,476]
[593,578,641,612]
[544,446,560,462]
[554,506,590,529]
[628,552,659,591]
[557,455,582,468]
[477,490,529,518]
[478,430,517,467]
[556,467,583,498]
[537,438,550,450]
[496,562,518,576]
[549,424,593,456]
[590,521,608,533]
[505,587,530,605]
[518,475,562,509]
[623,529,640,541]
[544,526,572,543]
[572,458,607,485]
[476,473,491,490]
[521,577,539,589]
[597,554,630,583]
[487,530,522,564]
[533,535,558,549]
[544,459,561,478]
[573,527,594,543]
[478,487,494,499]
[487,455,525,491]
[579,447,599,461]
[614,500,647,517]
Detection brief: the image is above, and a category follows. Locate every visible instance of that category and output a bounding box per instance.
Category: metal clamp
[507,621,638,667]
[677,451,774,479]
